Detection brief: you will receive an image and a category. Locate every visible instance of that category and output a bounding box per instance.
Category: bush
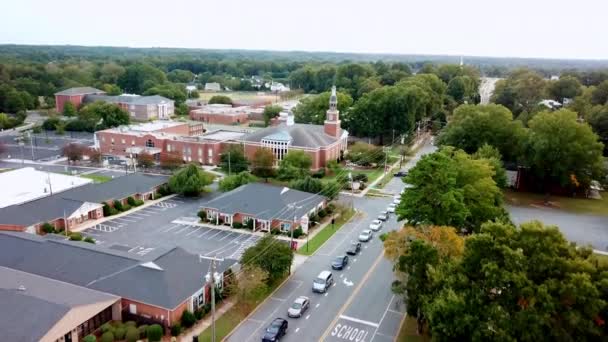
[103,203,118,216]
[318,209,327,218]
[114,326,126,340]
[125,326,139,342]
[147,324,163,342]
[32,125,42,134]
[101,331,114,342]
[138,325,148,339]
[84,236,95,244]
[194,308,204,320]
[293,227,304,239]
[312,168,326,178]
[246,219,254,230]
[197,210,207,221]
[270,229,281,235]
[83,335,97,342]
[42,117,61,131]
[232,222,243,229]
[171,323,182,336]
[41,222,55,234]
[122,204,131,211]
[127,196,136,206]
[68,232,83,241]
[181,310,196,328]
[101,323,113,334]
[326,203,335,214]
[113,200,124,212]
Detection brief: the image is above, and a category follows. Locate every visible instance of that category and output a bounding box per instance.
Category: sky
[1,0,606,60]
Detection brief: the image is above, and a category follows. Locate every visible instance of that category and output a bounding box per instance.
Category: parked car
[359,230,373,242]
[377,212,388,221]
[369,219,383,231]
[312,270,334,293]
[287,296,310,318]
[394,171,408,177]
[387,203,396,213]
[331,255,349,270]
[262,318,288,341]
[346,242,361,255]
[393,199,401,205]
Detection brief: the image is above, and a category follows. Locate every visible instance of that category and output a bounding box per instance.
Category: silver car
[287,296,310,318]
[369,219,382,231]
[358,229,373,242]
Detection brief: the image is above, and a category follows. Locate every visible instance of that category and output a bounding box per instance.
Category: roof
[85,94,173,106]
[54,87,105,96]
[202,130,246,141]
[202,183,326,221]
[0,267,119,342]
[0,196,87,226]
[242,123,343,148]
[0,233,236,310]
[0,167,92,208]
[108,121,185,133]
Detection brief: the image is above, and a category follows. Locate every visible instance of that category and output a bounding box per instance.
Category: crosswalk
[90,224,119,232]
[153,201,178,209]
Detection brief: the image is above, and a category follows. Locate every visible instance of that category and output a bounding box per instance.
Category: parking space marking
[185,227,202,236]
[207,229,224,239]
[197,228,214,238]
[219,232,236,241]
[169,199,184,203]
[139,208,162,214]
[153,201,177,209]
[144,206,166,212]
[113,217,138,223]
[128,212,151,218]
[174,225,194,234]
[160,224,181,233]
[91,224,119,233]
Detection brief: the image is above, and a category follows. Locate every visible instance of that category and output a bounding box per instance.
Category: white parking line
[113,217,138,223]
[139,208,161,214]
[306,315,311,320]
[207,230,223,239]
[186,227,202,236]
[339,315,380,328]
[315,304,320,308]
[295,328,300,333]
[174,225,193,234]
[160,224,181,233]
[129,212,151,217]
[219,232,236,241]
[197,229,214,238]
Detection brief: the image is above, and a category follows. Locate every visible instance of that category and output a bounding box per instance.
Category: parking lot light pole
[288,202,302,274]
[201,255,224,342]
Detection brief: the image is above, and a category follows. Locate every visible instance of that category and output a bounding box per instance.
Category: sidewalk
[177,299,235,342]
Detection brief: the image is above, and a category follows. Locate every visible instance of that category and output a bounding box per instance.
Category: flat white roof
[202,130,246,141]
[113,121,185,133]
[0,167,93,208]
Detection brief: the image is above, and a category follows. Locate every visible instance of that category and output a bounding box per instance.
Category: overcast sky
[1,0,606,60]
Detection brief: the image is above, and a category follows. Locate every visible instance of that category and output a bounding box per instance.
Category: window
[280,222,291,232]
[145,139,154,148]
[111,138,114,145]
[167,144,172,152]
[121,138,125,144]
[129,304,137,314]
[208,148,213,157]
[101,136,105,142]
[198,148,202,156]
[131,140,135,145]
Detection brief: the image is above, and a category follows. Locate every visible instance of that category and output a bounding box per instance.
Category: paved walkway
[177,299,236,342]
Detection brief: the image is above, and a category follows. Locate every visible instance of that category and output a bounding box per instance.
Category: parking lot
[80,196,260,260]
[0,132,94,161]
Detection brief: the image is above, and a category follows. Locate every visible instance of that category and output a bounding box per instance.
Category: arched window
[145,139,154,148]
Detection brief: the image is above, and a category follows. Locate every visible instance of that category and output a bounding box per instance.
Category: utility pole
[383,146,389,174]
[228,151,231,176]
[287,202,302,274]
[201,255,224,342]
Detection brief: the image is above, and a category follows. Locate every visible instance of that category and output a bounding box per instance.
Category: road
[479,77,500,105]
[227,142,436,342]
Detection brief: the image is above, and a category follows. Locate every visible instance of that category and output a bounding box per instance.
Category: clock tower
[324,86,341,137]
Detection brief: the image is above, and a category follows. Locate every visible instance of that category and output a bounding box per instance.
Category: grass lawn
[80,174,112,183]
[297,208,356,256]
[324,168,384,184]
[504,189,608,216]
[396,316,430,342]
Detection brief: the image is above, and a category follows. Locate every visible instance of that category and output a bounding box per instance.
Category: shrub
[125,327,139,342]
[194,309,204,320]
[292,227,304,239]
[204,303,211,313]
[138,325,148,339]
[270,229,281,235]
[69,232,83,241]
[312,168,326,178]
[147,324,163,342]
[326,204,335,214]
[101,323,113,334]
[83,335,97,342]
[318,209,327,218]
[197,210,207,221]
[122,204,131,211]
[171,323,182,336]
[127,196,136,206]
[113,200,124,212]
[245,219,254,230]
[181,310,196,328]
[232,222,243,229]
[32,125,42,134]
[42,117,61,131]
[101,331,114,342]
[41,222,55,234]
[353,173,369,183]
[84,236,95,244]
[114,326,126,340]
[103,203,118,216]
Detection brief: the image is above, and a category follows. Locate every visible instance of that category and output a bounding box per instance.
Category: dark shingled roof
[241,123,339,148]
[202,183,326,221]
[54,87,105,96]
[0,196,85,226]
[0,233,236,310]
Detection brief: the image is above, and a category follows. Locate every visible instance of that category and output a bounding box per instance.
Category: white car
[387,204,396,213]
[369,219,382,231]
[393,198,401,205]
[358,230,373,242]
[377,212,388,221]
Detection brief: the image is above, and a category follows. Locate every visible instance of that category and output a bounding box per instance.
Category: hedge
[41,222,55,234]
[84,236,95,244]
[114,326,126,340]
[181,310,196,328]
[101,331,114,342]
[83,335,96,342]
[147,324,163,342]
[69,232,83,241]
[138,325,148,339]
[125,327,139,342]
[171,323,182,336]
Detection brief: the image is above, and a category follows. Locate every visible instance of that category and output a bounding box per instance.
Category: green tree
[473,144,508,188]
[591,80,608,105]
[220,145,248,174]
[146,324,163,342]
[447,75,478,104]
[79,101,130,128]
[293,91,352,124]
[492,68,547,115]
[251,148,275,180]
[289,176,323,194]
[438,104,527,162]
[587,105,608,155]
[143,83,187,103]
[219,171,256,192]
[118,63,167,94]
[345,142,384,165]
[277,150,312,180]
[208,95,232,105]
[230,265,268,311]
[168,69,195,83]
[62,101,77,117]
[525,109,605,190]
[547,76,582,103]
[263,104,283,126]
[168,163,214,196]
[240,235,294,284]
[101,83,122,96]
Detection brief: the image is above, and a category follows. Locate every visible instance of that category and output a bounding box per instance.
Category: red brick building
[189,104,250,125]
[54,87,106,113]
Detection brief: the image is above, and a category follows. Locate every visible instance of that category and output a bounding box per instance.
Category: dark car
[346,242,361,255]
[262,318,288,341]
[394,171,408,177]
[331,255,349,270]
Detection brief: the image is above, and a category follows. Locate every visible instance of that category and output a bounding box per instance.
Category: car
[331,255,349,270]
[346,242,361,255]
[394,171,408,177]
[312,270,334,293]
[377,212,388,221]
[287,296,310,318]
[369,219,383,231]
[393,199,401,205]
[359,229,373,242]
[262,318,288,341]
[387,204,396,213]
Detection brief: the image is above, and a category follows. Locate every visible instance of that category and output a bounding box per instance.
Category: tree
[180,310,196,328]
[79,101,129,129]
[168,163,214,196]
[137,152,155,168]
[240,235,294,285]
[208,95,232,105]
[396,147,505,232]
[62,101,77,117]
[220,145,248,174]
[86,148,101,163]
[143,83,187,103]
[345,141,384,165]
[446,75,478,104]
[251,148,275,180]
[277,150,312,180]
[159,151,183,170]
[219,171,256,192]
[293,91,353,125]
[591,80,608,105]
[263,104,282,126]
[424,221,608,341]
[548,76,582,103]
[118,63,167,94]
[289,176,323,194]
[473,144,508,188]
[524,109,605,191]
[168,69,195,83]
[587,106,608,155]
[230,265,268,312]
[438,104,527,162]
[491,68,547,115]
[62,143,86,162]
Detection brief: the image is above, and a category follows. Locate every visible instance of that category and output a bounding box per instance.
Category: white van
[312,270,334,293]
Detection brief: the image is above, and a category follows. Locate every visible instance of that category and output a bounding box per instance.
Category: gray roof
[241,123,339,148]
[85,94,173,106]
[55,87,105,96]
[0,266,118,342]
[202,183,326,221]
[0,173,168,227]
[0,233,236,310]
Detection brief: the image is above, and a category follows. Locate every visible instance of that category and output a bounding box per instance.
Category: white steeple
[329,85,337,112]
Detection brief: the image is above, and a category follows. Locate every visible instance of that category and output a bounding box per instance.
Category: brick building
[54,87,106,113]
[189,104,250,125]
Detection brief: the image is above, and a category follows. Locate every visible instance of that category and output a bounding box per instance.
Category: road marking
[333,282,337,287]
[306,315,311,320]
[219,232,236,241]
[185,227,202,236]
[129,212,151,217]
[128,246,141,253]
[340,274,344,278]
[324,293,328,297]
[369,295,397,342]
[113,217,138,223]
[197,228,213,238]
[161,224,180,233]
[270,297,285,302]
[339,315,380,328]
[174,225,192,234]
[347,266,351,270]
[295,328,300,333]
[249,319,263,324]
[354,258,357,262]
[315,304,320,308]
[207,229,223,239]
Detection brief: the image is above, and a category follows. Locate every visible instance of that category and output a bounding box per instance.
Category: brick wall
[55,94,86,113]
